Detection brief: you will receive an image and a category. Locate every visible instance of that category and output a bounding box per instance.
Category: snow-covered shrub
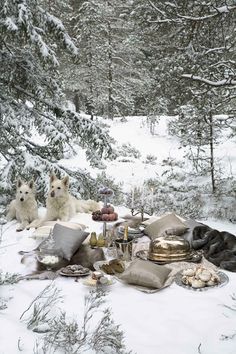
[144,154,157,165]
[117,143,141,160]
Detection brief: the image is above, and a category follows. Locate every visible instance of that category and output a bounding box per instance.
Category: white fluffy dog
[45,173,99,220]
[29,174,99,227]
[6,179,38,231]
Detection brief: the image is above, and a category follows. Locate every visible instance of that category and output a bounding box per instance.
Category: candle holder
[131,206,154,222]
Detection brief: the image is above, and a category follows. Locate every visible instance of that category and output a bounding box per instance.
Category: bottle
[89,232,97,247]
[123,225,129,243]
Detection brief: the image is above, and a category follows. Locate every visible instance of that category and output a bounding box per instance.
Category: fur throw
[192,225,236,272]
[20,244,105,279]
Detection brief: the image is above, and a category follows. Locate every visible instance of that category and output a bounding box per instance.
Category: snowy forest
[0,0,236,219]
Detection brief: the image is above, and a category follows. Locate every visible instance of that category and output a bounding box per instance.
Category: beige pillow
[119,259,171,289]
[53,223,89,261]
[144,213,188,239]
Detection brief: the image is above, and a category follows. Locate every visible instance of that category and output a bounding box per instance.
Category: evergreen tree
[0,0,115,203]
[61,0,145,118]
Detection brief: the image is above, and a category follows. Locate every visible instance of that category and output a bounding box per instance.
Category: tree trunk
[107,21,114,119]
[87,30,94,120]
[209,113,216,193]
[73,92,80,112]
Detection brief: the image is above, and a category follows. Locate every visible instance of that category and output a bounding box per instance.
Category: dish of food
[175,266,229,291]
[83,274,115,287]
[94,259,126,275]
[60,265,90,277]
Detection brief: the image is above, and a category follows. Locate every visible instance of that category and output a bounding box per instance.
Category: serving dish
[149,235,191,261]
[83,276,115,287]
[94,259,127,275]
[175,270,229,291]
[60,265,90,277]
[136,249,202,264]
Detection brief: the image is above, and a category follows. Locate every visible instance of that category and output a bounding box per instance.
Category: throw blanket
[192,225,236,272]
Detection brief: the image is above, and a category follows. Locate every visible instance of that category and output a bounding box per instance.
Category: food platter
[59,265,90,277]
[83,276,115,287]
[93,259,127,275]
[136,250,202,264]
[175,270,229,291]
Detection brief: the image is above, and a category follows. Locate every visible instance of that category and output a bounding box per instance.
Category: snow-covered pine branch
[182,74,236,87]
[0,0,116,203]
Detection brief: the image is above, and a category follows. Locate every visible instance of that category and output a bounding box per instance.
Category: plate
[117,231,144,239]
[118,226,143,234]
[175,271,229,291]
[83,276,115,287]
[59,265,90,277]
[60,270,90,277]
[93,260,128,275]
[94,260,110,272]
[136,250,202,264]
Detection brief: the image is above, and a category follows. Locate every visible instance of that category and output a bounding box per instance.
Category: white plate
[175,271,229,291]
[83,276,115,287]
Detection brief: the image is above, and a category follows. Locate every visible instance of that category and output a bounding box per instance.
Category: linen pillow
[119,259,171,289]
[32,222,86,239]
[53,223,89,261]
[144,213,188,240]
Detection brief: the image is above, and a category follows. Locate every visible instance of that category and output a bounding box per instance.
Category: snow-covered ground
[60,115,235,192]
[0,115,236,354]
[1,208,236,354]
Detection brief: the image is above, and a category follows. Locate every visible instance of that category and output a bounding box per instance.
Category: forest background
[0,0,235,219]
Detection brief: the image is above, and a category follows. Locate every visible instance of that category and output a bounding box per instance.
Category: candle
[131,188,135,208]
[151,187,154,208]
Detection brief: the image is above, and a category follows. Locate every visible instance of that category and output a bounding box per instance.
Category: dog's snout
[51,191,55,197]
[20,198,24,202]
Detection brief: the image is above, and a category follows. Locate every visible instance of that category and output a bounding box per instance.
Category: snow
[0,210,236,354]
[0,115,236,353]
[60,114,235,193]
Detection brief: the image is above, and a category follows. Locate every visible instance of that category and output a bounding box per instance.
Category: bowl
[36,247,63,269]
[148,235,191,262]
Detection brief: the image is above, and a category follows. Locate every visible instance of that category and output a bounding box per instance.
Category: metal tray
[175,270,229,291]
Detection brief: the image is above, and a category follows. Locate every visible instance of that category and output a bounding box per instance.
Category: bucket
[115,238,133,261]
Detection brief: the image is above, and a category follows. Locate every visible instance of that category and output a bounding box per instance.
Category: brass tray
[136,250,202,264]
[175,270,229,291]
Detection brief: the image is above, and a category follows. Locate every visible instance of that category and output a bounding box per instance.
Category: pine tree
[61,0,145,118]
[0,0,115,203]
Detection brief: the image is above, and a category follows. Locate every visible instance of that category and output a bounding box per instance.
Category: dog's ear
[50,173,57,184]
[17,178,23,188]
[28,179,34,189]
[62,176,69,188]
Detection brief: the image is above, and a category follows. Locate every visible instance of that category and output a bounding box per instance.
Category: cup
[115,238,133,261]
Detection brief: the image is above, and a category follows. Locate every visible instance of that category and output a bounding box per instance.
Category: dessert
[92,205,118,222]
[84,274,113,286]
[181,266,220,289]
[61,264,90,276]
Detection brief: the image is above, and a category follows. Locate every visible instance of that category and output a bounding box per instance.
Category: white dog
[6,179,38,231]
[29,174,99,227]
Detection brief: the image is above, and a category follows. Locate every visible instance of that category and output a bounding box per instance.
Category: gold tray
[136,250,202,264]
